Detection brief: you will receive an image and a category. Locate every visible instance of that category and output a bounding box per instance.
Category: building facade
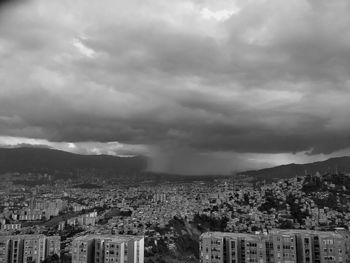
[200,229,350,263]
[0,234,60,263]
[72,235,144,263]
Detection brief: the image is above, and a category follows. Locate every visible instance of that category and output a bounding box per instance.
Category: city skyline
[1,0,350,174]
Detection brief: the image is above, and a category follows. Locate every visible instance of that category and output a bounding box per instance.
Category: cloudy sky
[1,0,350,174]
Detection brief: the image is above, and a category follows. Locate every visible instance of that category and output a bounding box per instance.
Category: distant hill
[238,156,350,182]
[0,147,147,175]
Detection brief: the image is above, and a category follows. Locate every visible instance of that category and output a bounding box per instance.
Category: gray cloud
[1,0,350,174]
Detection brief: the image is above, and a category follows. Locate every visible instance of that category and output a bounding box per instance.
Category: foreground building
[0,234,60,263]
[71,234,144,263]
[200,229,350,263]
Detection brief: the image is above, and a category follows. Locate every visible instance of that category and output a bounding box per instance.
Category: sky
[1,0,350,174]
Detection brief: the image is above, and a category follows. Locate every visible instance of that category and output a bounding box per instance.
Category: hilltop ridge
[0,147,148,175]
[238,156,350,182]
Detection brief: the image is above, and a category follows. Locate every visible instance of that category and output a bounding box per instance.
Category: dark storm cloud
[0,0,22,8]
[1,0,350,173]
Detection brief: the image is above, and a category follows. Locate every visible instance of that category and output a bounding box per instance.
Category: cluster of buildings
[64,212,98,229]
[2,172,350,262]
[2,196,67,222]
[0,234,145,263]
[200,229,350,263]
[0,234,60,263]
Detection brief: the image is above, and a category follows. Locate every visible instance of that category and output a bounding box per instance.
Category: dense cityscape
[2,165,350,262]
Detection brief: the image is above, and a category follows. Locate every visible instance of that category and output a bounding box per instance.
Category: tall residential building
[72,235,144,263]
[271,229,349,263]
[0,234,60,263]
[72,236,95,263]
[200,232,271,263]
[270,230,297,263]
[45,236,61,258]
[200,229,350,263]
[0,238,10,263]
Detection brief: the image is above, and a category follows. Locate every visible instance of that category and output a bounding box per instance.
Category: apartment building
[270,230,297,263]
[0,238,10,263]
[72,236,95,263]
[72,235,144,263]
[200,232,269,263]
[0,234,60,263]
[18,209,43,221]
[22,235,46,263]
[271,229,349,263]
[0,224,21,231]
[45,236,61,258]
[200,229,350,263]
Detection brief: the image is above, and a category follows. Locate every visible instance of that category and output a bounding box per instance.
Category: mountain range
[239,156,350,182]
[0,147,147,175]
[1,147,350,182]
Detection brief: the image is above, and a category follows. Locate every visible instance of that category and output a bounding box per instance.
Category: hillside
[0,147,147,175]
[239,156,350,182]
